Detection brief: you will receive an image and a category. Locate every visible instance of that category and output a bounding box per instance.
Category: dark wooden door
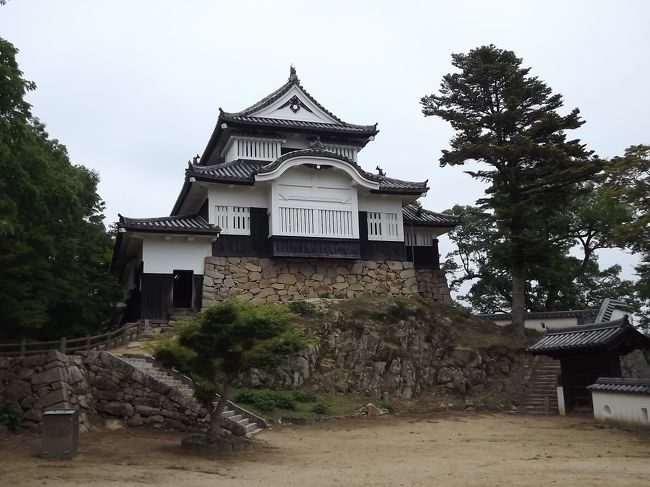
[173,270,194,309]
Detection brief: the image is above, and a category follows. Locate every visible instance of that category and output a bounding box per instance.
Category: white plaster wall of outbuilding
[141,235,213,274]
[490,317,580,332]
[592,391,650,428]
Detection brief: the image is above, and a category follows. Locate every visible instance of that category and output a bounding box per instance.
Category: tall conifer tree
[422,45,600,336]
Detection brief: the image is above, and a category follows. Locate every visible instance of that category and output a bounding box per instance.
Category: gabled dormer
[203,67,378,166]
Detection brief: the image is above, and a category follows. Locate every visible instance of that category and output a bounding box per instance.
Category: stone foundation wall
[416,269,452,304]
[0,351,208,432]
[202,257,451,305]
[0,351,93,431]
[80,352,208,431]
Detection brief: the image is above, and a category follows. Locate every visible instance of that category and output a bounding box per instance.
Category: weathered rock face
[620,350,650,378]
[246,297,531,409]
[202,257,452,305]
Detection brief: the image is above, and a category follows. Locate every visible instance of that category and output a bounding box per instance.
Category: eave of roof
[118,214,220,235]
[587,377,650,395]
[402,204,460,227]
[181,149,428,196]
[477,309,598,321]
[219,113,378,135]
[527,317,650,356]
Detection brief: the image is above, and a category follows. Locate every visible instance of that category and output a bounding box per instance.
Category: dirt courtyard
[1,413,649,487]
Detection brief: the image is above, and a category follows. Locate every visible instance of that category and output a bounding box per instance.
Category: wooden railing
[0,322,145,358]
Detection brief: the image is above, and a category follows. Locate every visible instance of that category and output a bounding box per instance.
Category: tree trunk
[206,382,233,443]
[511,262,526,339]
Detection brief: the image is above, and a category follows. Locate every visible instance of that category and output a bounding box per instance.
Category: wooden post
[122,325,129,346]
[20,339,26,358]
[544,396,550,417]
[60,337,67,355]
[85,335,91,351]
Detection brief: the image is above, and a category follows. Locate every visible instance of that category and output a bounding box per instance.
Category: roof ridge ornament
[309,136,324,150]
[289,65,299,82]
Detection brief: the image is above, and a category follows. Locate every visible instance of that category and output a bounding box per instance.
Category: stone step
[117,355,266,437]
[246,428,263,437]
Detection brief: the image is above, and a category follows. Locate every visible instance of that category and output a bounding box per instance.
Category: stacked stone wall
[416,269,452,304]
[79,352,208,431]
[0,351,208,432]
[202,257,451,305]
[0,351,93,431]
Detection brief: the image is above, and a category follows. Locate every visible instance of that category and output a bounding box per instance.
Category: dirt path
[1,413,649,487]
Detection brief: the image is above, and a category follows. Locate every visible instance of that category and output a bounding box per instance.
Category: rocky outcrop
[202,257,451,305]
[247,296,530,409]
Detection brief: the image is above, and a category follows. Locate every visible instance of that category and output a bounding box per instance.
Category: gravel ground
[1,413,649,487]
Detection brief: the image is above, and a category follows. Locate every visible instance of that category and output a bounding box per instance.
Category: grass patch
[234,389,364,420]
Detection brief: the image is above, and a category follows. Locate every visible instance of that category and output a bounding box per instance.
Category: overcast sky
[2,0,648,279]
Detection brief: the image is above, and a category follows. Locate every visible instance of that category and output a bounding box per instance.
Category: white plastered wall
[253,85,339,124]
[358,194,405,242]
[141,235,213,274]
[207,184,269,225]
[491,316,580,332]
[270,165,359,238]
[592,391,650,427]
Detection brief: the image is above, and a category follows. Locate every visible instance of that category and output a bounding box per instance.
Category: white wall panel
[142,236,212,274]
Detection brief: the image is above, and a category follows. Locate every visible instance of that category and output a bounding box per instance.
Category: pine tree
[422,45,600,336]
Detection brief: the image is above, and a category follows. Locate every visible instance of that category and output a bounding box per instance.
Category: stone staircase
[120,355,266,437]
[520,356,561,415]
[168,308,194,322]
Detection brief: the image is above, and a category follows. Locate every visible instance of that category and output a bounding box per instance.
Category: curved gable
[255,150,380,190]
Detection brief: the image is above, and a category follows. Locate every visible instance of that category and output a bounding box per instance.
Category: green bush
[311,402,331,415]
[380,400,396,414]
[288,300,320,317]
[0,401,23,431]
[234,389,302,412]
[292,390,317,403]
[274,393,296,410]
[253,395,277,412]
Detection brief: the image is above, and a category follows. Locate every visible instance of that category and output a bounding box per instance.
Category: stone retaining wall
[202,257,451,305]
[0,351,209,432]
[416,269,452,304]
[0,351,93,431]
[80,352,208,431]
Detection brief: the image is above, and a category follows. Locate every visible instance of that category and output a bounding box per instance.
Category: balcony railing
[278,207,354,238]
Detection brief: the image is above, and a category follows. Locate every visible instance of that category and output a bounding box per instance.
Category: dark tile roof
[222,67,378,135]
[187,150,428,195]
[220,113,378,135]
[528,317,650,356]
[118,214,219,235]
[588,377,650,395]
[190,159,263,184]
[477,309,598,322]
[402,204,460,227]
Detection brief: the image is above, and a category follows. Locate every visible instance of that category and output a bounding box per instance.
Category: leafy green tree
[443,205,637,314]
[0,37,120,338]
[603,145,650,328]
[422,45,601,336]
[153,300,310,443]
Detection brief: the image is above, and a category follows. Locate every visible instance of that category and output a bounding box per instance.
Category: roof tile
[119,214,219,235]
